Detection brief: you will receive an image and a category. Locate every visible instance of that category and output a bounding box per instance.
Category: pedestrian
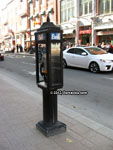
[11,45,15,53]
[20,45,23,52]
[86,43,90,46]
[101,42,105,50]
[108,42,113,53]
[97,43,101,48]
[16,44,19,53]
[105,42,110,52]
[62,41,67,51]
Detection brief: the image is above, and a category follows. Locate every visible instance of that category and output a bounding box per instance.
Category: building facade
[1,0,113,51]
[60,0,113,46]
[0,0,60,52]
[95,0,113,45]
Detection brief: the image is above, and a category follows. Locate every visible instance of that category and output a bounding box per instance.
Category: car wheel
[89,62,100,73]
[63,59,67,68]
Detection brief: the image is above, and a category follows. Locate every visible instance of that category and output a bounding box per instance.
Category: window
[105,0,110,13]
[67,48,75,54]
[85,2,88,14]
[99,0,113,14]
[79,3,83,16]
[89,1,92,13]
[60,0,75,23]
[112,0,113,11]
[68,8,71,20]
[79,0,92,16]
[74,48,86,55]
[85,47,107,55]
[35,0,38,7]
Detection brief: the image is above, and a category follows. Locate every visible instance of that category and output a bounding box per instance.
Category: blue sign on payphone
[51,33,61,40]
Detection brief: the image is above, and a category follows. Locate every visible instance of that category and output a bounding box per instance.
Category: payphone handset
[38,44,47,82]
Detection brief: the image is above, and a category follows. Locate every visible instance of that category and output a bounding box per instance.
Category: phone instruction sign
[51,33,61,40]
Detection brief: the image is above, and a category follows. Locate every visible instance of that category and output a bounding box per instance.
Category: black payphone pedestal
[35,18,66,136]
[36,89,66,137]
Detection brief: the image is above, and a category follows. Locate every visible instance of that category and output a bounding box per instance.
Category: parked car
[63,46,113,73]
[0,50,4,61]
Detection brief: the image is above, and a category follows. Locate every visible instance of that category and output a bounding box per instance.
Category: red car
[0,51,4,61]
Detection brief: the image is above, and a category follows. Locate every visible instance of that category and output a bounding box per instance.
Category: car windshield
[85,47,107,55]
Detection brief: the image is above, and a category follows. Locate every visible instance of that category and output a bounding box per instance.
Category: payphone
[35,22,63,89]
[35,17,66,136]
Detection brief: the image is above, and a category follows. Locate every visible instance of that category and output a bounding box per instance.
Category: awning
[94,24,113,30]
[25,39,35,42]
[28,0,32,4]
[47,7,54,13]
[40,10,45,16]
[4,36,11,40]
[63,29,74,34]
[33,13,39,18]
[28,16,33,20]
[97,30,113,36]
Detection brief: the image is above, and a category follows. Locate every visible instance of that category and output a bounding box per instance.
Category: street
[0,53,113,130]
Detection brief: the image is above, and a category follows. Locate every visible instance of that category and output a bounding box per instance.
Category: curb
[59,104,113,141]
[5,52,35,57]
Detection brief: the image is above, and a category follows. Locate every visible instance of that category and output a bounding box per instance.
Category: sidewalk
[0,74,113,150]
[5,51,35,57]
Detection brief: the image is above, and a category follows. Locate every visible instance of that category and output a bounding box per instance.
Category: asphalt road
[0,53,113,130]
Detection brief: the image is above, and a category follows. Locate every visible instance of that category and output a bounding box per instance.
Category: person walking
[108,42,113,53]
[16,44,19,53]
[20,45,23,52]
[101,42,105,50]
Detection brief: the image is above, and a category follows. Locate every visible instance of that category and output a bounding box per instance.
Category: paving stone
[1,73,113,150]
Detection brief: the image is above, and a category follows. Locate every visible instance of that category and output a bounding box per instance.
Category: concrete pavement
[0,71,113,150]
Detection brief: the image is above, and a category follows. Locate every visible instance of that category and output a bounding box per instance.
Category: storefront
[61,23,76,47]
[63,32,76,46]
[96,29,113,44]
[79,26,91,45]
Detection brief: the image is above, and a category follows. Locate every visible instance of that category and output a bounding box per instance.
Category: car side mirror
[81,52,87,56]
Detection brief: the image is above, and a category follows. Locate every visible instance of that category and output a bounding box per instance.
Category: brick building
[0,0,60,52]
[1,0,113,51]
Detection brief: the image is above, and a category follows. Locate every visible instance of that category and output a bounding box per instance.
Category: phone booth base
[36,121,66,137]
[36,89,66,137]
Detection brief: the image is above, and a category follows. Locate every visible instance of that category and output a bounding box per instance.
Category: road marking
[27,71,36,75]
[104,77,113,80]
[5,55,15,58]
[21,62,35,66]
[23,69,36,75]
